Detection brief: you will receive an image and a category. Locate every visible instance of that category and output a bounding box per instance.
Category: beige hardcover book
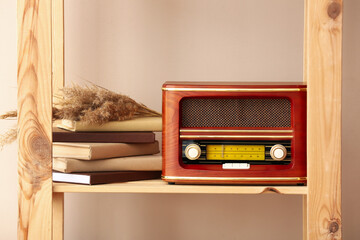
[56,117,162,132]
[53,154,162,173]
[53,141,159,160]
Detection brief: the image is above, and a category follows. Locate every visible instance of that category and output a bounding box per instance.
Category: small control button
[270,144,287,161]
[184,144,201,160]
[274,149,285,159]
[188,148,199,158]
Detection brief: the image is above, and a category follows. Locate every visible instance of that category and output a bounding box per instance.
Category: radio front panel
[181,140,291,165]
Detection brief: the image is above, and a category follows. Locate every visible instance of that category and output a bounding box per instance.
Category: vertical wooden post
[52,193,64,240]
[52,1,64,239]
[52,0,64,103]
[305,0,342,239]
[17,0,53,239]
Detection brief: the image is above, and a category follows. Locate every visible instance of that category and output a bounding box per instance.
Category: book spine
[52,132,156,143]
[90,171,161,185]
[59,117,162,132]
[90,141,160,160]
[53,155,162,173]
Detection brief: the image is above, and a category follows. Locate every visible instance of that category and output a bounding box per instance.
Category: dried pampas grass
[0,111,17,150]
[0,128,17,150]
[0,84,162,149]
[54,84,161,125]
[0,111,17,119]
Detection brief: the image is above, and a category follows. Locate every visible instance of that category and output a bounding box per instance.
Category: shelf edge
[53,180,307,195]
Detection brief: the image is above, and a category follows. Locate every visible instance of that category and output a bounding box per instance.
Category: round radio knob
[184,144,201,160]
[270,144,287,161]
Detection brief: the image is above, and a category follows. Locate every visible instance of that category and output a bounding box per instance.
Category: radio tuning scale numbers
[206,145,265,161]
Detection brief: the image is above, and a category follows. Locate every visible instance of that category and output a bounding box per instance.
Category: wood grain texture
[52,0,64,103]
[52,193,64,240]
[17,0,53,239]
[52,2,64,240]
[305,0,342,239]
[53,179,308,194]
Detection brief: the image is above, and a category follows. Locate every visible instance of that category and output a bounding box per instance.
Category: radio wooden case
[162,82,307,185]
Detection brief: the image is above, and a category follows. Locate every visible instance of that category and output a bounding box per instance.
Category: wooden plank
[17,0,53,239]
[52,193,64,240]
[52,0,64,103]
[53,180,308,195]
[52,2,65,239]
[52,1,64,237]
[305,0,342,239]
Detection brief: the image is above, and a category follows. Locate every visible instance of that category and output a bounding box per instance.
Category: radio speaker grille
[181,98,291,128]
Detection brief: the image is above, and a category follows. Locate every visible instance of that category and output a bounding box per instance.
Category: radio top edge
[162,81,307,91]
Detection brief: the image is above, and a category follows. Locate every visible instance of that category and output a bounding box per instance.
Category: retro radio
[162,82,307,185]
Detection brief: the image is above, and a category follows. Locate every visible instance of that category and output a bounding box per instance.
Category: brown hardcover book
[52,171,161,185]
[53,128,155,143]
[53,154,162,173]
[53,141,160,160]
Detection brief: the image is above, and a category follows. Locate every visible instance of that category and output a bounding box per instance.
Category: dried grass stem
[0,111,17,119]
[0,128,17,150]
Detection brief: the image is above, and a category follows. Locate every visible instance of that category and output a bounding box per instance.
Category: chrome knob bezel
[184,144,201,160]
[270,144,287,161]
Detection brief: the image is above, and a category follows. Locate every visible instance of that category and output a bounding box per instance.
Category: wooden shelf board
[53,179,307,195]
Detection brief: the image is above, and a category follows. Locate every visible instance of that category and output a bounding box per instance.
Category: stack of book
[52,117,162,185]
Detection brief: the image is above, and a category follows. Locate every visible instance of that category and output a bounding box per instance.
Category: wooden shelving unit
[17,0,342,239]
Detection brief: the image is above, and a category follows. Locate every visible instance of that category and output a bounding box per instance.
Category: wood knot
[327,2,341,20]
[329,221,340,234]
[30,135,51,161]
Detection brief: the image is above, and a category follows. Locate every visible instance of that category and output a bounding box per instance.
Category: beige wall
[0,0,18,239]
[0,0,358,239]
